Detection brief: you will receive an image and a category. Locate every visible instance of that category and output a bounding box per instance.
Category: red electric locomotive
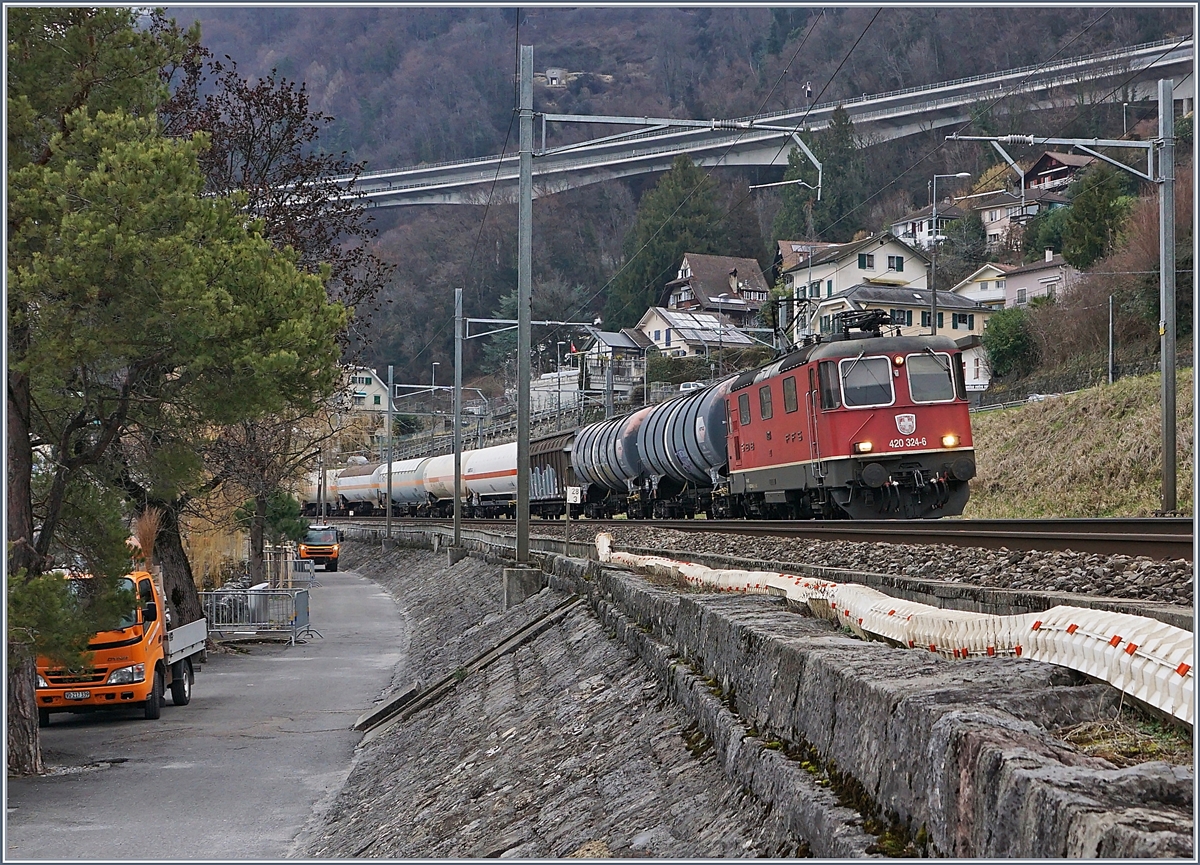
[715,310,976,519]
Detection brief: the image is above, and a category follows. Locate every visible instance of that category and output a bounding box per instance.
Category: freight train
[302,311,976,521]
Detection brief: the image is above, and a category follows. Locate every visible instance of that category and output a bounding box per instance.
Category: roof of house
[1031,150,1095,169]
[639,307,755,346]
[890,202,969,223]
[663,252,770,309]
[964,188,1069,209]
[950,263,1018,292]
[775,240,843,273]
[781,231,928,274]
[1002,253,1075,277]
[587,330,643,351]
[620,327,654,350]
[819,283,987,311]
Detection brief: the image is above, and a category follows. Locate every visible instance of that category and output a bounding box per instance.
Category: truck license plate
[63,690,90,700]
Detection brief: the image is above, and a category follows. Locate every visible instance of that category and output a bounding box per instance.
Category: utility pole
[454,289,463,547]
[948,78,1177,512]
[1158,78,1176,513]
[1108,295,1115,386]
[386,365,394,543]
[517,45,533,563]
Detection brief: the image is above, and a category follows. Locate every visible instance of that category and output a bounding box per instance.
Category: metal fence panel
[199,588,320,644]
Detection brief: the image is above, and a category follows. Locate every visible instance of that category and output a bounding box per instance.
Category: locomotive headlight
[892,355,905,366]
[853,441,873,454]
[942,434,959,448]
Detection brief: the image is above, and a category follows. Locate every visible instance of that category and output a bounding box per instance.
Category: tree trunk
[156,504,205,626]
[7,370,41,575]
[7,650,43,776]
[248,494,267,585]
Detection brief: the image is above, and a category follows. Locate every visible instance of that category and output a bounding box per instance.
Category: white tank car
[421,452,458,501]
[336,463,378,510]
[379,457,431,505]
[300,467,344,512]
[464,442,518,498]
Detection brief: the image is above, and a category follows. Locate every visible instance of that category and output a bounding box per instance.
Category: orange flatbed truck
[297,524,341,571]
[35,571,207,726]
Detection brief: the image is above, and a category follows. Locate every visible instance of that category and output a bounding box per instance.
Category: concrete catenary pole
[386,365,394,542]
[517,45,533,562]
[1158,78,1176,513]
[454,289,463,547]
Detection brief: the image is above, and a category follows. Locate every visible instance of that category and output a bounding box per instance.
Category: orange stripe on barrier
[987,647,995,656]
[888,609,896,616]
[1124,643,1139,655]
[1031,620,1042,630]
[1109,634,1122,647]
[928,644,937,652]
[1177,663,1191,676]
[1014,646,1022,657]
[1066,624,1078,634]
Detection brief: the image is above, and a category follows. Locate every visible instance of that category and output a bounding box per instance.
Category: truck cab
[298,525,341,571]
[36,571,206,726]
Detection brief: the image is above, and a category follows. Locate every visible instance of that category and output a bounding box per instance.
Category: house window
[979,280,990,292]
[887,255,904,272]
[921,310,930,328]
[783,376,798,413]
[758,385,773,420]
[974,357,981,380]
[353,395,365,406]
[996,279,1006,291]
[952,313,974,330]
[373,395,381,405]
[988,233,1001,244]
[1016,288,1028,305]
[665,328,672,346]
[654,330,661,341]
[938,312,944,329]
[809,281,820,298]
[857,253,875,269]
[826,279,833,296]
[738,393,751,426]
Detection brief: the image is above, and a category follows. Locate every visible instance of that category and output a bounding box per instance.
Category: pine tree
[604,155,726,329]
[771,107,865,244]
[1062,164,1130,269]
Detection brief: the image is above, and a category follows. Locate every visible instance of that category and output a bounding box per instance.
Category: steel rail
[346,516,1193,561]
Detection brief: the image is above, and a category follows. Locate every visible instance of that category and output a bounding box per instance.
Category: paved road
[6,566,408,861]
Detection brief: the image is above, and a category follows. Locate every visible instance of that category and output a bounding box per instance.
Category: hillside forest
[167,6,1194,388]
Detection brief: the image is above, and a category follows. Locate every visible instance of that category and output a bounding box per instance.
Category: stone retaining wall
[346,527,1193,857]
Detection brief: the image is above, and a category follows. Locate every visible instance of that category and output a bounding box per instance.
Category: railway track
[341,516,1194,561]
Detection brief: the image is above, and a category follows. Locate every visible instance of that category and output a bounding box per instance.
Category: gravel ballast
[594,526,1195,608]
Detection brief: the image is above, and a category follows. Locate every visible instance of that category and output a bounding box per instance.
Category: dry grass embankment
[965,368,1193,518]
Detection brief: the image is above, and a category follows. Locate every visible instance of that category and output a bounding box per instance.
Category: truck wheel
[144,668,163,720]
[327,560,338,572]
[38,709,51,728]
[170,659,192,706]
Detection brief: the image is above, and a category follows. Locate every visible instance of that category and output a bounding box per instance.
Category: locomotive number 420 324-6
[888,436,927,448]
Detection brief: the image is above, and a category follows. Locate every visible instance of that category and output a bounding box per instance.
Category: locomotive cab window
[737,392,751,426]
[954,354,968,400]
[905,352,956,403]
[817,361,841,410]
[782,376,798,413]
[839,356,894,407]
[758,385,773,420]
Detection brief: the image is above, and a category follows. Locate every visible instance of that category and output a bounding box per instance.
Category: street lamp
[929,172,971,335]
[716,293,729,376]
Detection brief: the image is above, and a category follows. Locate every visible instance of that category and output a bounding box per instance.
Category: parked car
[679,381,706,392]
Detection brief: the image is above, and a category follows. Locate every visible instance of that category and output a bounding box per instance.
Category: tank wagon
[302,311,975,521]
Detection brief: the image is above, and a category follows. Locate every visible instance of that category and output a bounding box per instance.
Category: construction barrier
[199,587,321,645]
[595,533,1194,725]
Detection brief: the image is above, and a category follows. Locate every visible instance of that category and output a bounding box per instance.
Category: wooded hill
[168,6,1191,385]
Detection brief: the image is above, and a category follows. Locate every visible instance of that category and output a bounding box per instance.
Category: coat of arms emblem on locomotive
[895,414,917,435]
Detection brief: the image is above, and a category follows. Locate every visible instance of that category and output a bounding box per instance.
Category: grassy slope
[964,368,1194,518]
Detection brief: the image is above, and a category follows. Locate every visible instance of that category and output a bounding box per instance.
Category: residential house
[959,187,1069,250]
[662,253,770,328]
[950,263,1017,310]
[888,202,968,251]
[579,328,652,405]
[1024,151,1095,191]
[806,283,994,393]
[1004,249,1079,307]
[341,365,392,413]
[635,307,754,360]
[778,232,929,341]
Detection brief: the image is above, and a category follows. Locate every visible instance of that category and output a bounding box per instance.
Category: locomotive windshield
[839,356,894,407]
[906,352,956,402]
